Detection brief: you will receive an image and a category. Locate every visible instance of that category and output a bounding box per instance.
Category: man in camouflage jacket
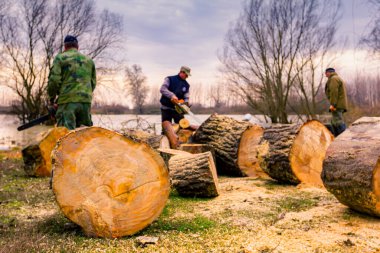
[324,68,348,137]
[48,35,96,130]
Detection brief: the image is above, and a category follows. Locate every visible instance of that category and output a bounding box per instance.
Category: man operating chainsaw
[47,35,96,130]
[159,66,191,148]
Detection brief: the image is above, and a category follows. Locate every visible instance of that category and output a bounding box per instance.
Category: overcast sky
[0,0,378,105]
[95,0,378,91]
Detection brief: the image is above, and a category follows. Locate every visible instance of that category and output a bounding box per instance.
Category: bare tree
[124,64,148,114]
[220,0,341,123]
[207,83,227,110]
[0,0,123,122]
[362,0,380,55]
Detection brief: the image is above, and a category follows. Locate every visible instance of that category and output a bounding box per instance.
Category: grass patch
[275,196,319,212]
[150,215,217,232]
[161,190,211,218]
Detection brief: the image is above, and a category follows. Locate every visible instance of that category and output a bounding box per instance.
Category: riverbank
[1,149,380,252]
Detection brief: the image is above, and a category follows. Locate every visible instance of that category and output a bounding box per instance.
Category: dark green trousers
[331,109,346,137]
[56,102,93,130]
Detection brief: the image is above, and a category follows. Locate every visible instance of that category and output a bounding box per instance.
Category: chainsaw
[174,100,202,124]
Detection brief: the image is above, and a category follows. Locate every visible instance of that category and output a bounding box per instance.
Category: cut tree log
[177,129,194,144]
[258,120,334,185]
[122,129,170,149]
[193,114,265,177]
[179,118,190,129]
[51,127,170,238]
[162,121,179,149]
[169,151,219,197]
[157,148,191,167]
[322,117,380,216]
[179,143,214,156]
[22,127,69,177]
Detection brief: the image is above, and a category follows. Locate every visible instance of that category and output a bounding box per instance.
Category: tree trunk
[193,114,265,177]
[259,120,333,185]
[157,148,191,168]
[169,152,219,197]
[177,129,194,144]
[51,127,170,238]
[122,129,170,149]
[179,143,214,154]
[22,127,69,177]
[162,121,179,149]
[322,117,380,216]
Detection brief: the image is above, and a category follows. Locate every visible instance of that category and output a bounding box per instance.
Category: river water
[0,113,268,150]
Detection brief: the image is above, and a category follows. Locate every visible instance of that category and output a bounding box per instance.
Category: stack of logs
[21,114,380,236]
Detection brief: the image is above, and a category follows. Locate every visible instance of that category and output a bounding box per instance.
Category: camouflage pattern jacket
[48,48,96,104]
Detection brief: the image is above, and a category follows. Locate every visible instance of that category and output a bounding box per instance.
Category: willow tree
[0,0,123,122]
[220,0,341,123]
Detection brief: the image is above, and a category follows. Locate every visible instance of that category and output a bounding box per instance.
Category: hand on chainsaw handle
[170,95,179,104]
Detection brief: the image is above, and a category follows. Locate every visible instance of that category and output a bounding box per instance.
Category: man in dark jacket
[159,66,191,148]
[160,66,191,123]
[47,35,96,130]
[324,68,348,137]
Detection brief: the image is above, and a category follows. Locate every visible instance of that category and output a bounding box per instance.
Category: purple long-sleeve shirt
[160,77,189,110]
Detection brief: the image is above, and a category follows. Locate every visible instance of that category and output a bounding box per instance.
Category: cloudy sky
[95,0,378,91]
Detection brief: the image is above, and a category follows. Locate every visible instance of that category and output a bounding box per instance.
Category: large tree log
[322,117,380,216]
[51,127,170,238]
[169,151,219,197]
[22,127,69,177]
[193,114,265,177]
[258,120,333,185]
[122,129,170,149]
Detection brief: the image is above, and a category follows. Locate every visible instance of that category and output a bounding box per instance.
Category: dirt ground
[1,149,380,253]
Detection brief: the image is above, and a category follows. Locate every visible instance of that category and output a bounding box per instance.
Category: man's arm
[328,77,340,108]
[47,56,62,103]
[160,77,178,102]
[91,61,96,91]
[184,90,189,103]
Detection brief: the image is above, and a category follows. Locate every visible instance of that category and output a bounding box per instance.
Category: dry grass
[1,150,380,253]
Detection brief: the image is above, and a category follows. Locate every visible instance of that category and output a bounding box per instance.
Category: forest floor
[1,149,380,253]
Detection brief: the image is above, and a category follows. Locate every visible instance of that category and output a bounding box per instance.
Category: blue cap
[64,35,78,43]
[325,68,335,72]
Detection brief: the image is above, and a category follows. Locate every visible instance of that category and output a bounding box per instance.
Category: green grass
[275,196,319,212]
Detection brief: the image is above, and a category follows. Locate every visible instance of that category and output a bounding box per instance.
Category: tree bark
[322,117,380,216]
[157,148,191,168]
[51,127,170,238]
[169,152,219,197]
[122,129,170,149]
[193,114,265,177]
[259,120,333,185]
[22,127,69,177]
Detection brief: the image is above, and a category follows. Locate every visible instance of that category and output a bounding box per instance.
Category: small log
[157,148,191,167]
[162,121,178,149]
[179,143,214,155]
[193,114,265,177]
[169,151,219,197]
[122,129,170,149]
[258,120,333,185]
[22,127,69,177]
[322,117,380,216]
[52,127,170,238]
[177,129,194,144]
[179,118,190,129]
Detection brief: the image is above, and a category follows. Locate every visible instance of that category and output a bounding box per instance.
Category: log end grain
[52,127,170,238]
[289,120,334,187]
